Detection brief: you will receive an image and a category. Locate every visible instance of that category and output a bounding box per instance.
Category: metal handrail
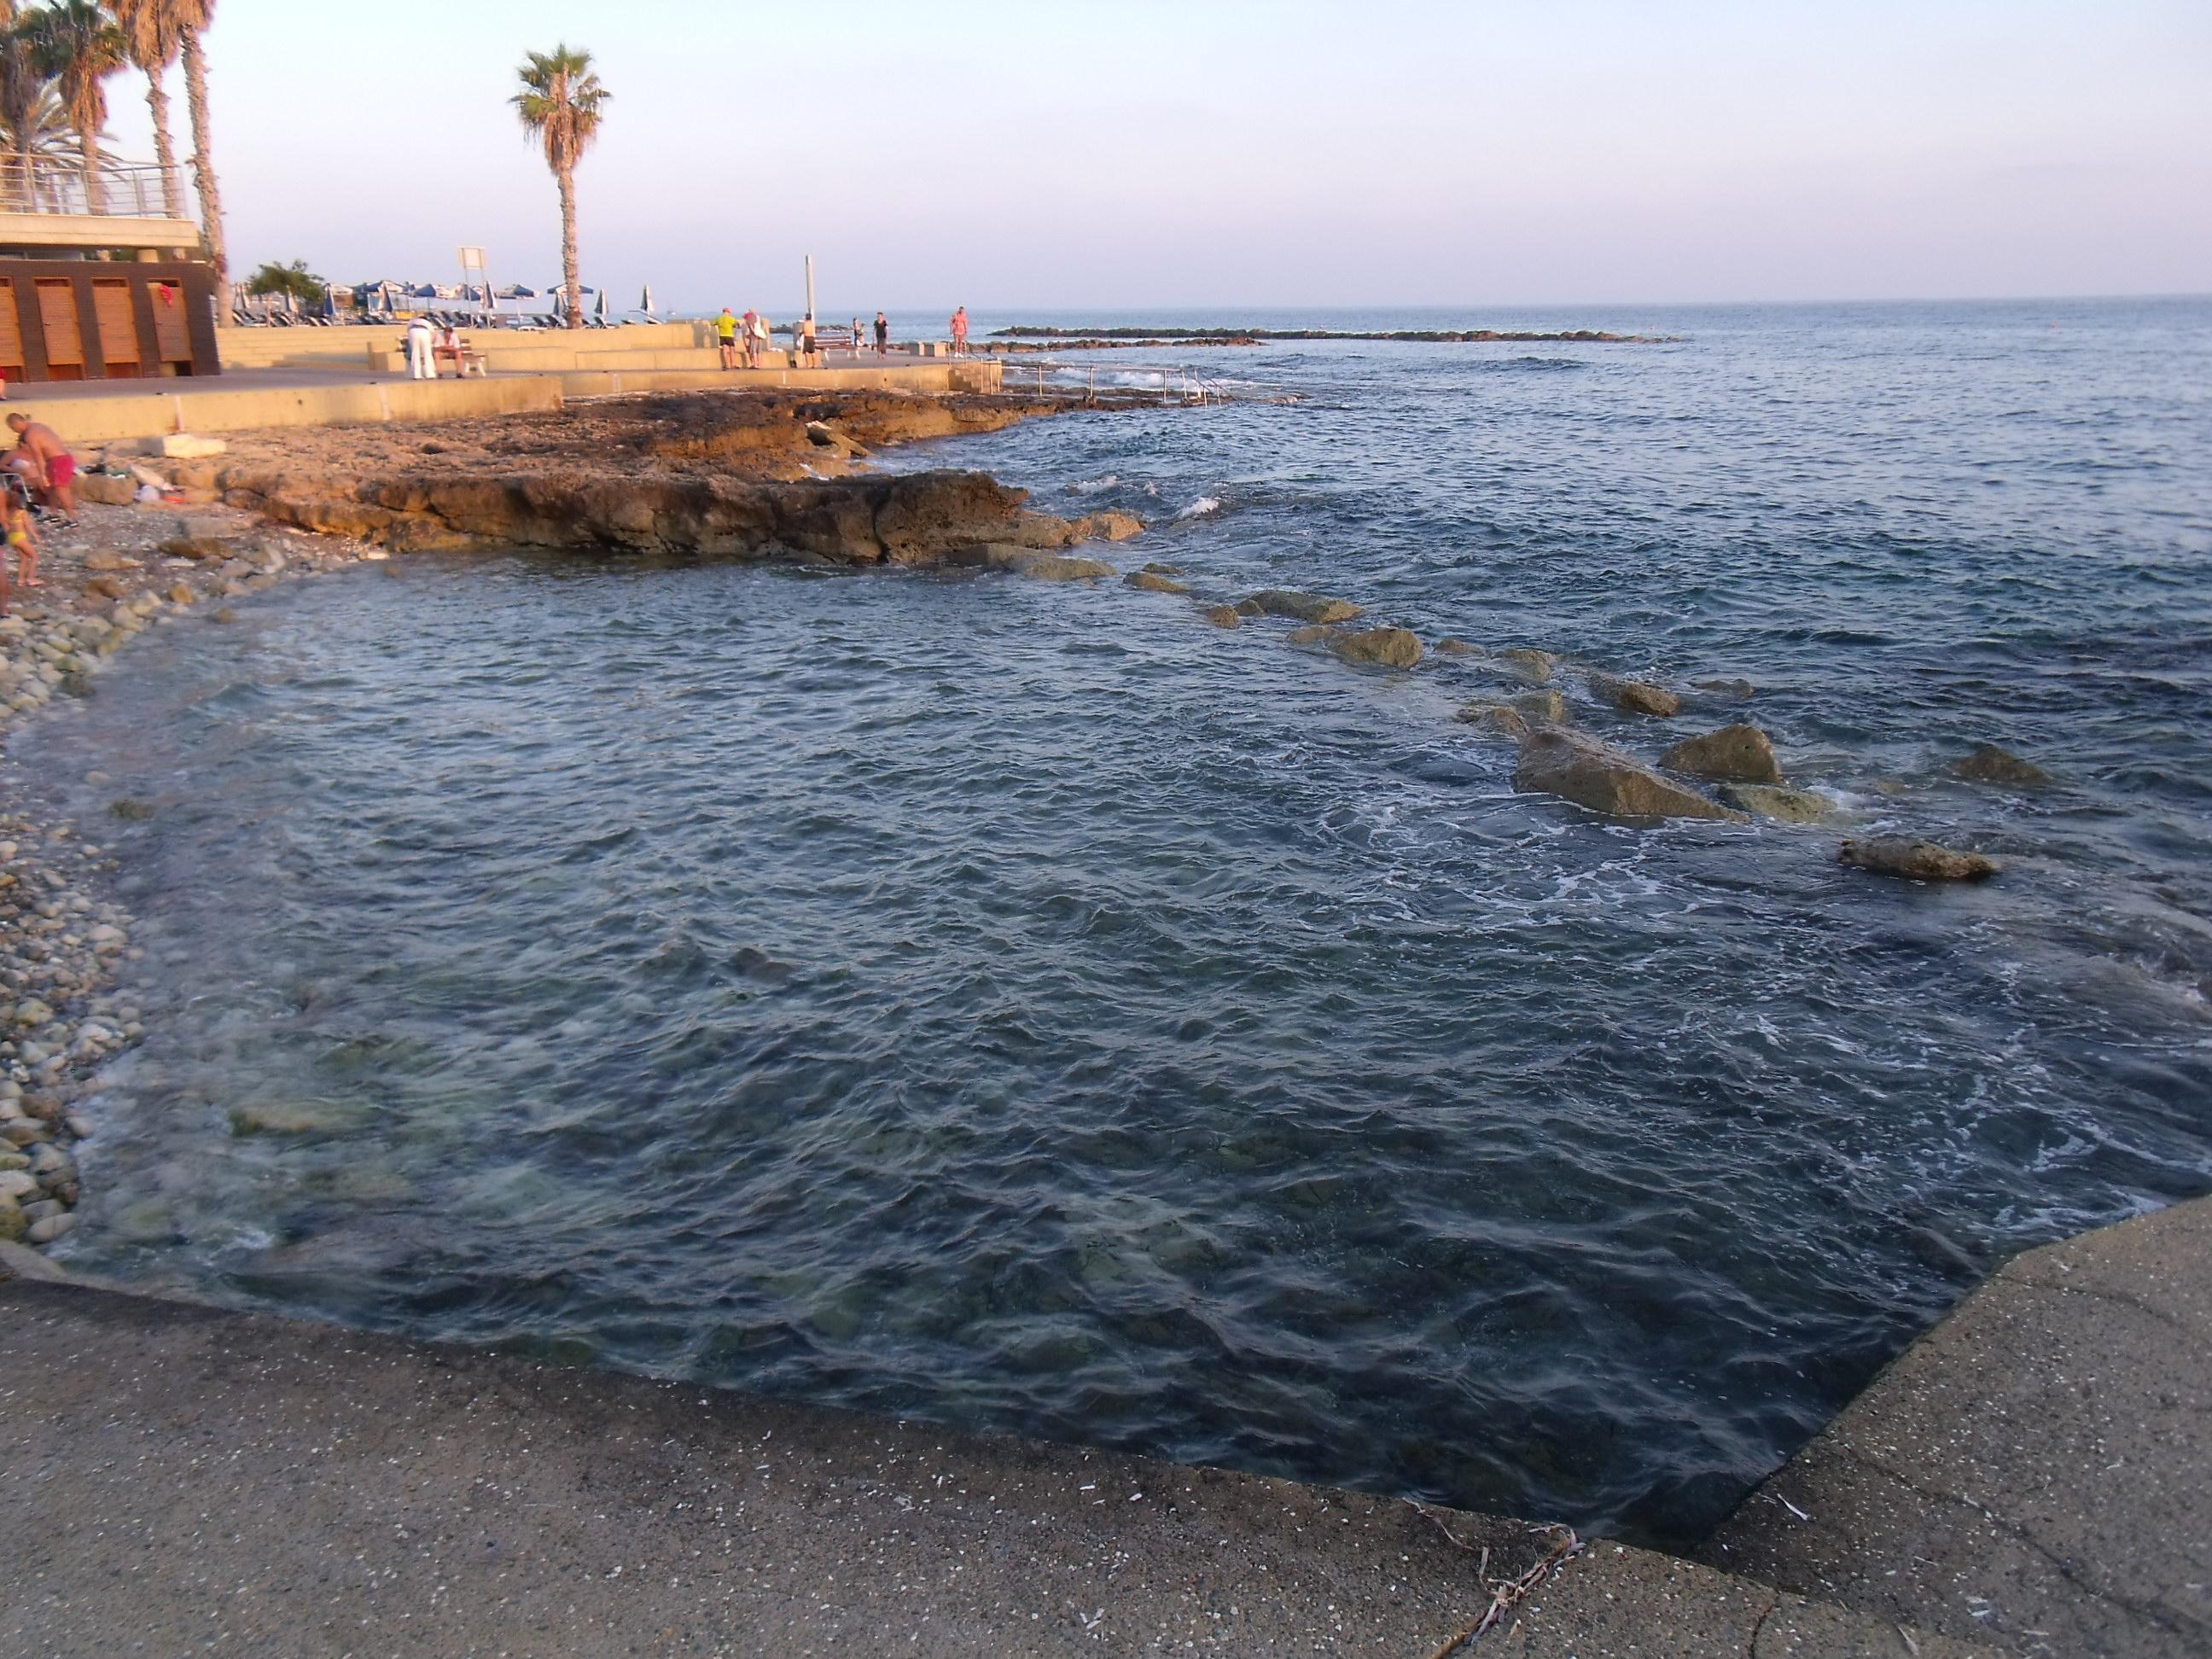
[0,157,195,221]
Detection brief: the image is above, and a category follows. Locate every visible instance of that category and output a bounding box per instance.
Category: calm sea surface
[16,300,2212,1544]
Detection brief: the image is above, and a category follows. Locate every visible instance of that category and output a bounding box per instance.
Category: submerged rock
[1200,604,1242,630]
[1838,837,1999,882]
[1717,783,1840,824]
[1659,723,1783,784]
[1330,627,1423,668]
[1284,624,1338,645]
[1497,647,1555,683]
[1456,701,1528,741]
[1074,510,1145,543]
[1234,590,1363,625]
[1434,637,1478,655]
[1949,744,2052,787]
[1122,570,1188,594]
[1010,552,1114,581]
[1141,562,1184,576]
[1694,677,1756,699]
[1589,672,1680,718]
[1516,689,1567,723]
[1516,727,1739,821]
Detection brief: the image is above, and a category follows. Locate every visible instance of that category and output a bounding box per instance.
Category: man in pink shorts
[7,413,76,525]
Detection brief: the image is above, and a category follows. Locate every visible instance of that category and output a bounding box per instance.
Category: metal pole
[804,254,816,321]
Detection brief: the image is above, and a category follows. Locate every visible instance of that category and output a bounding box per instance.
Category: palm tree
[511,44,608,332]
[26,0,123,214]
[0,3,49,210]
[166,0,223,287]
[106,0,186,219]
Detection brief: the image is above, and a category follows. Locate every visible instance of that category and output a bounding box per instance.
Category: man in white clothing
[405,316,436,381]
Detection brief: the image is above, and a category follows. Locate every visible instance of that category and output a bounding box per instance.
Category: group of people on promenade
[0,411,72,615]
[709,307,975,369]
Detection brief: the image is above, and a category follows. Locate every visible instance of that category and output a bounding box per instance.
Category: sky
[96,0,2212,315]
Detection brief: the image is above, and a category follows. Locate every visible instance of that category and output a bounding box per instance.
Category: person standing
[405,314,436,381]
[950,306,969,356]
[749,309,770,369]
[715,306,741,370]
[7,414,76,525]
[874,311,890,355]
[850,317,862,361]
[798,314,819,368]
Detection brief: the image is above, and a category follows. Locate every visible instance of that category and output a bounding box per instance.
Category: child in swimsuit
[6,488,38,601]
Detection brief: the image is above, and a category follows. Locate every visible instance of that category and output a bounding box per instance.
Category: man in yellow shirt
[715,307,740,370]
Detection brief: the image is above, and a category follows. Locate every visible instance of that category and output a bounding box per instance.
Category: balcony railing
[0,156,196,222]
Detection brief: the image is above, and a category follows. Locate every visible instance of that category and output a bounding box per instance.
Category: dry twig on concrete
[1424,1522,1585,1659]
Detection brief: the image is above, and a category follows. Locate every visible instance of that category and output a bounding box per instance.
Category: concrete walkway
[0,1270,1979,1657]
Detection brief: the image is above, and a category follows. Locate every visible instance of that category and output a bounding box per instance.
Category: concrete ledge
[7,375,568,444]
[557,361,1004,399]
[0,1277,1973,1656]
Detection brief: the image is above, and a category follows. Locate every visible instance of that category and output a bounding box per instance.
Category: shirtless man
[8,413,77,524]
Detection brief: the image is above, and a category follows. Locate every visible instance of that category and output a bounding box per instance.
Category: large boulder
[1589,672,1681,718]
[75,472,138,507]
[954,545,1110,580]
[1516,727,1738,821]
[1235,590,1363,625]
[1660,723,1782,783]
[1434,637,1478,655]
[1838,837,1999,882]
[1200,603,1242,629]
[1497,647,1555,683]
[1455,701,1528,741]
[1330,626,1423,668]
[1949,744,2051,787]
[1717,783,1839,824]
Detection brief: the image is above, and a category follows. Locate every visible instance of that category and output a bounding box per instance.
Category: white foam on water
[1176,496,1222,521]
[1068,474,1121,495]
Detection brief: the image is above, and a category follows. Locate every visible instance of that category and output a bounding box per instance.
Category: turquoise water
[16,298,2211,1544]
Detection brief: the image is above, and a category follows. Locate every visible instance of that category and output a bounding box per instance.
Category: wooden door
[0,282,22,380]
[93,280,140,375]
[35,280,82,379]
[149,279,189,365]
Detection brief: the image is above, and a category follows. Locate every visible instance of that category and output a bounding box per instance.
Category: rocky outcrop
[1434,637,1477,655]
[1717,783,1840,824]
[1516,727,1739,821]
[1330,627,1423,669]
[1949,745,2051,787]
[1201,604,1242,629]
[226,467,1057,568]
[1457,690,1563,731]
[1497,648,1555,683]
[1284,624,1337,645]
[1516,689,1566,723]
[1235,590,1364,625]
[1660,723,1782,783]
[1589,672,1681,718]
[1122,570,1188,594]
[1838,838,1999,882]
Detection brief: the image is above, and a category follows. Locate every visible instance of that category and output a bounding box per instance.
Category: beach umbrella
[593,288,610,324]
[320,284,338,321]
[552,288,568,320]
[640,283,655,316]
[497,283,536,300]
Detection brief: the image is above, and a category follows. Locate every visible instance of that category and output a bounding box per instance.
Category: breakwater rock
[992,325,1673,345]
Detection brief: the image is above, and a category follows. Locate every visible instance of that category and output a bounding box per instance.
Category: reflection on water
[13,299,2212,1545]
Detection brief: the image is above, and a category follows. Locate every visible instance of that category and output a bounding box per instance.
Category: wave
[1175,496,1223,521]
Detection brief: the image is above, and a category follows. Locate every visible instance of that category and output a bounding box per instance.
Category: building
[0,155,220,385]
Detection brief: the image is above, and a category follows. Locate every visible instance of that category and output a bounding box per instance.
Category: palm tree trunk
[144,73,185,220]
[77,125,102,214]
[179,28,226,288]
[559,164,581,331]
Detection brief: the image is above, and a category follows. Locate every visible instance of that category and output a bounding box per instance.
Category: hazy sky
[103,0,2212,313]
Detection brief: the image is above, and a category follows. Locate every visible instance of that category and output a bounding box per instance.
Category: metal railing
[0,156,195,221]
